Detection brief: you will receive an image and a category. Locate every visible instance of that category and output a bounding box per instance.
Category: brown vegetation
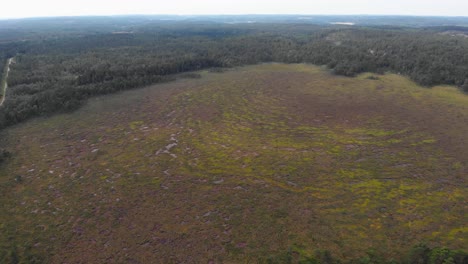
[0,64,466,263]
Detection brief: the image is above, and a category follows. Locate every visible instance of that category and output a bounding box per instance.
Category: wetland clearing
[0,64,466,263]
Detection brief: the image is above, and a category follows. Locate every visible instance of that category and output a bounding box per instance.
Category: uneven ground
[0,64,466,263]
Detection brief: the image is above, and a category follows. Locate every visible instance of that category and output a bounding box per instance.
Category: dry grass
[0,64,466,263]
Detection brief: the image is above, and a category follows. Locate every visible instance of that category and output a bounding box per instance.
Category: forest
[0,20,468,130]
[0,16,468,263]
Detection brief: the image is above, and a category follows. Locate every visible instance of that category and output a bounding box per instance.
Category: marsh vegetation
[0,64,466,263]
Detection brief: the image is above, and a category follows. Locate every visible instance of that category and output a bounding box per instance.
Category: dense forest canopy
[0,16,468,129]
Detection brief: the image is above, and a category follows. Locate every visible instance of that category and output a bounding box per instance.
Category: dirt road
[0,57,13,106]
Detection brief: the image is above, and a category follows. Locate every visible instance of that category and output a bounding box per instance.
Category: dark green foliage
[405,244,468,264]
[0,22,468,130]
[1,243,44,264]
[0,149,11,163]
[428,248,468,264]
[313,250,338,264]
[265,245,467,264]
[14,175,22,183]
[267,248,294,264]
[349,249,391,264]
[406,244,432,264]
[462,80,468,93]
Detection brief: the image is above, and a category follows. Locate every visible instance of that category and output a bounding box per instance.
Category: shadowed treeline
[0,22,468,129]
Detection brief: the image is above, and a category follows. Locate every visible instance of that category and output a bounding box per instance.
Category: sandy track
[0,57,13,106]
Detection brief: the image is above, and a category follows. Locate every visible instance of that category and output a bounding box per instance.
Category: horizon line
[1,13,468,21]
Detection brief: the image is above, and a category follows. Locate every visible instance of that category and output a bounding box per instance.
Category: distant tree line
[0,24,468,129]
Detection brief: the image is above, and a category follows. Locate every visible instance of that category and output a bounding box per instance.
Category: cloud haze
[2,0,468,19]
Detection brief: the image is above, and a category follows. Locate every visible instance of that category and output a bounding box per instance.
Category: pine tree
[462,79,468,93]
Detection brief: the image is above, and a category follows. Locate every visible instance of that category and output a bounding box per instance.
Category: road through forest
[0,57,13,106]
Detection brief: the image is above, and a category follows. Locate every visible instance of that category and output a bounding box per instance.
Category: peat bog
[0,64,466,263]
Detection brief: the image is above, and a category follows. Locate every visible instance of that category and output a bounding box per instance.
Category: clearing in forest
[0,64,466,263]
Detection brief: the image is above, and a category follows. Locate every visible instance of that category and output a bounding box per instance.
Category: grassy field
[0,64,466,263]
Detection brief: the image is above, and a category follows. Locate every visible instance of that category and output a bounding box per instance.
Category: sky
[2,0,468,19]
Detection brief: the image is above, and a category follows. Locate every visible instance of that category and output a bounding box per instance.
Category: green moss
[337,169,371,179]
[129,120,144,130]
[345,128,398,137]
[411,138,437,146]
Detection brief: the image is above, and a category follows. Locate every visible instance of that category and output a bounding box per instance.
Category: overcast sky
[2,0,468,19]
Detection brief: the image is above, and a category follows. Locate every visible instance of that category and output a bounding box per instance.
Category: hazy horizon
[2,14,468,21]
[2,0,468,20]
